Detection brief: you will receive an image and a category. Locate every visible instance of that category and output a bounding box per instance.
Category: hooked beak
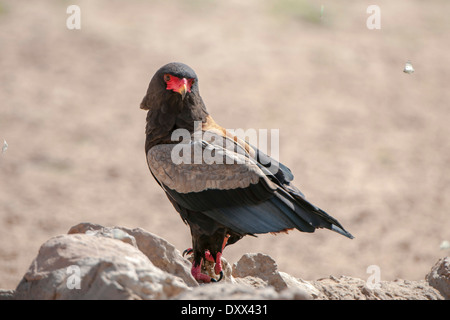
[178,79,187,100]
[177,79,188,100]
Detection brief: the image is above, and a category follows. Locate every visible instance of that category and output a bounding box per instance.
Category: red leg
[212,234,230,276]
[214,252,223,275]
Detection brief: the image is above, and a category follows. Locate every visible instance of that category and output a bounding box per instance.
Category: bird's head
[140,62,198,111]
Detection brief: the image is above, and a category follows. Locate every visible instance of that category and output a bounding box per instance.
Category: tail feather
[275,189,354,239]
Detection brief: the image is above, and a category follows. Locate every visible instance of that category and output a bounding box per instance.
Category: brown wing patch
[202,115,256,159]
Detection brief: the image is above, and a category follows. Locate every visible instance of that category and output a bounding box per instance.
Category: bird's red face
[164,74,195,100]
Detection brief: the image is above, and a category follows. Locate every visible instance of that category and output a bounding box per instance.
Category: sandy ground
[0,0,449,290]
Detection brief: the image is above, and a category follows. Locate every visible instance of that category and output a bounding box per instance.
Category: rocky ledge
[0,222,448,300]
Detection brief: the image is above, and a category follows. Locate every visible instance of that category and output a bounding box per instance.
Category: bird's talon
[210,271,223,283]
[182,248,193,257]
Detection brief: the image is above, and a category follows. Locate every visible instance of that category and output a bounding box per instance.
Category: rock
[228,252,445,300]
[276,272,321,299]
[13,233,189,299]
[312,276,443,300]
[121,227,198,287]
[233,276,267,289]
[174,283,280,300]
[312,276,368,300]
[277,286,315,300]
[68,222,138,247]
[68,222,198,287]
[426,257,450,299]
[0,289,15,300]
[4,222,448,300]
[231,253,315,299]
[232,253,277,279]
[174,281,311,300]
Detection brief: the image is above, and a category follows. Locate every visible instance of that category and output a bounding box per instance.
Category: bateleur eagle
[140,62,353,283]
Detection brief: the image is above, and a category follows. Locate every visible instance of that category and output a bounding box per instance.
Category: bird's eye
[164,74,171,82]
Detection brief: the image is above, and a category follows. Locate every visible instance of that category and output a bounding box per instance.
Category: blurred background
[0,0,449,289]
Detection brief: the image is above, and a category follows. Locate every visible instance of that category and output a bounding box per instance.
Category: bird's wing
[147,134,353,238]
[247,141,353,239]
